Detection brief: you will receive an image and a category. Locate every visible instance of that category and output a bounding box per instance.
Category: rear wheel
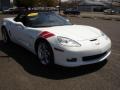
[37,40,54,66]
[1,27,10,44]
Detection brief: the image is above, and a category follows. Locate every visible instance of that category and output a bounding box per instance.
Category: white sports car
[1,11,111,67]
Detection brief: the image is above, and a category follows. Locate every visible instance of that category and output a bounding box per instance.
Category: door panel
[9,21,36,51]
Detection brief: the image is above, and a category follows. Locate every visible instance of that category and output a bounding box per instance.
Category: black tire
[1,27,10,44]
[37,40,54,66]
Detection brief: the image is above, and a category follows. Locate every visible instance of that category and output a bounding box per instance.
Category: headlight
[57,36,81,47]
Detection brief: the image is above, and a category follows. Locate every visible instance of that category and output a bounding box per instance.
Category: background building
[78,0,108,12]
[0,0,14,10]
[62,0,120,12]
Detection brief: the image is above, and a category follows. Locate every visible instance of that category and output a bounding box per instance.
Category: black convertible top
[14,10,71,27]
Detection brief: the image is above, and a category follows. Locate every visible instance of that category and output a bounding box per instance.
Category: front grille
[82,52,107,62]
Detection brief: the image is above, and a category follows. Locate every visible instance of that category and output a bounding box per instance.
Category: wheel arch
[34,37,55,64]
[34,37,54,55]
[1,25,6,30]
[1,25,11,43]
[1,25,10,34]
[1,25,11,38]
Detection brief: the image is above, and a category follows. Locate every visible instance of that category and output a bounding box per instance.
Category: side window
[14,12,38,27]
[22,16,30,26]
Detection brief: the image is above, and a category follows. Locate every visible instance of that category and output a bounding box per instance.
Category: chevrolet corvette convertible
[1,11,111,67]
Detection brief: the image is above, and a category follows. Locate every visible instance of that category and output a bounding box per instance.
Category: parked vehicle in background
[104,9,120,15]
[63,8,80,15]
[2,7,18,14]
[2,7,25,14]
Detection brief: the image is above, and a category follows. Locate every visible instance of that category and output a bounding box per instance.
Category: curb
[81,16,120,21]
[80,14,120,21]
[62,13,120,21]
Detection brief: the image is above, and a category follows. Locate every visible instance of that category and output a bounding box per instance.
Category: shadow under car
[0,40,107,80]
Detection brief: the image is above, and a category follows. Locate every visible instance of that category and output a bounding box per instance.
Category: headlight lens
[57,36,81,47]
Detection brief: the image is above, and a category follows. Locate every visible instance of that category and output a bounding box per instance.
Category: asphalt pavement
[0,15,120,90]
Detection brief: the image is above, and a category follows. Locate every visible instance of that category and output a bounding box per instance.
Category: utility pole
[59,0,61,14]
[75,0,76,8]
[111,0,113,9]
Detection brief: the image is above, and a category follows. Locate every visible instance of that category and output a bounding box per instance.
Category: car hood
[39,25,102,41]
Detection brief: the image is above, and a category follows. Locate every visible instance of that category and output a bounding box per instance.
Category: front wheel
[37,40,54,66]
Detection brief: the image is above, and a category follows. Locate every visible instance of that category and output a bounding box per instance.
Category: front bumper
[53,36,111,67]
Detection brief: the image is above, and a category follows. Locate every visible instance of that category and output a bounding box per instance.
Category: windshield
[27,12,72,27]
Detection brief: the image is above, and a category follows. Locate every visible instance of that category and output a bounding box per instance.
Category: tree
[15,0,58,8]
[37,0,58,7]
[61,0,80,8]
[15,0,36,8]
